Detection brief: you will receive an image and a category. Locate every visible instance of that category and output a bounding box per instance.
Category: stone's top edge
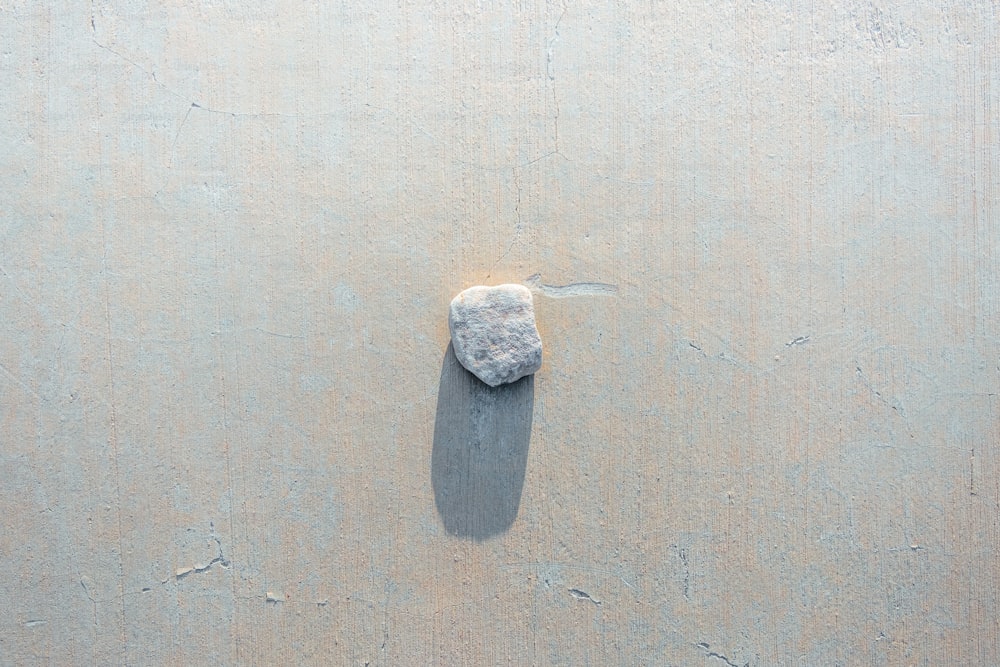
[450,283,534,306]
[455,283,532,294]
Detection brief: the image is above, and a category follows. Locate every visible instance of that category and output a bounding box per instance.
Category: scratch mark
[169,103,195,168]
[502,561,638,593]
[0,361,43,401]
[595,173,657,186]
[90,29,343,119]
[854,364,907,421]
[454,150,565,174]
[678,547,690,599]
[80,576,97,602]
[23,619,47,628]
[486,168,524,280]
[855,366,881,398]
[567,588,601,605]
[90,36,184,101]
[696,642,747,667]
[785,335,810,346]
[79,574,100,664]
[547,8,567,155]
[253,327,304,339]
[0,263,42,309]
[525,273,618,298]
[970,448,977,496]
[79,573,99,661]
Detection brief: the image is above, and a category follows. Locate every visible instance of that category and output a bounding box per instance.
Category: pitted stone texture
[449,284,543,387]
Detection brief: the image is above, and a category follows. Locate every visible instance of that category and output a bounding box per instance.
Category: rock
[448,284,543,387]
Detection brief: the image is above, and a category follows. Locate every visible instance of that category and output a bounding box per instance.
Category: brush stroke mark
[524,273,618,298]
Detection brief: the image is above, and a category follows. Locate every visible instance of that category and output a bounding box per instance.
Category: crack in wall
[567,588,601,605]
[696,642,748,667]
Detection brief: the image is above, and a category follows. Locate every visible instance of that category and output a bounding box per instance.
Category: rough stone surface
[448,284,543,387]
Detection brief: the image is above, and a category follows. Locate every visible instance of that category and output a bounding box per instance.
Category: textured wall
[2,2,998,665]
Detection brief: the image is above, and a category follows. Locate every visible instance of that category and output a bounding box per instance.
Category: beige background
[2,2,998,665]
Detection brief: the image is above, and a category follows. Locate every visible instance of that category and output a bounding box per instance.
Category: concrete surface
[1,1,998,665]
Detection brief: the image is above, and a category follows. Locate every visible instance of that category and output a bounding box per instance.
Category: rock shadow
[431,343,534,541]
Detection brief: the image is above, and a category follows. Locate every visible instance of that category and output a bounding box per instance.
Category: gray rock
[448,284,543,387]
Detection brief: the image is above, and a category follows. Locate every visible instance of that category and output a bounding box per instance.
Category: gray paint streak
[1,1,998,665]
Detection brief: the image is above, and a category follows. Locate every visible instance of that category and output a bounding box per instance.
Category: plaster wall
[1,2,998,664]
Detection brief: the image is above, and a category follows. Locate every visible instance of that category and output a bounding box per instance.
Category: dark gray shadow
[431,343,534,541]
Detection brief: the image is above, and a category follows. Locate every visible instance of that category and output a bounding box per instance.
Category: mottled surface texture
[1,2,999,665]
[449,284,543,386]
